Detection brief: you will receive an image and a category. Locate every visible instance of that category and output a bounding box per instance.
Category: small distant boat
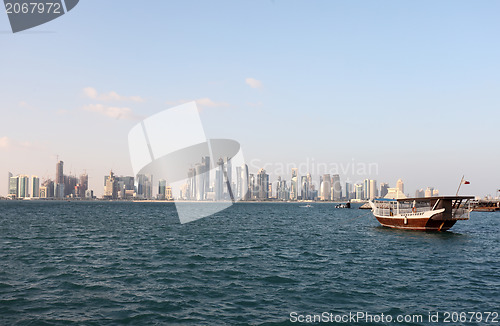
[335,202,351,209]
[300,204,313,208]
[471,200,500,212]
[369,196,473,231]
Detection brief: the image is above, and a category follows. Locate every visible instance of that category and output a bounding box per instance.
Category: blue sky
[1,0,499,197]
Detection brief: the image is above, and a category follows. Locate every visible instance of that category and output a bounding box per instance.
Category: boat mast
[455,175,464,196]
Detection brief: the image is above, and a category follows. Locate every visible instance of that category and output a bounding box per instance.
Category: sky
[1,0,499,198]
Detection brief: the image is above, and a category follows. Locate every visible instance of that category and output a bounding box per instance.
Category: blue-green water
[0,202,499,325]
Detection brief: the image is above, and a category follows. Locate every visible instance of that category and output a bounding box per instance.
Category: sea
[0,201,498,325]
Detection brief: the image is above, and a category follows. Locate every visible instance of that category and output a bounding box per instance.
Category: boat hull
[374,215,457,231]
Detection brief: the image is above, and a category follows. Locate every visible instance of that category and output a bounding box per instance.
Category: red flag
[462,180,470,184]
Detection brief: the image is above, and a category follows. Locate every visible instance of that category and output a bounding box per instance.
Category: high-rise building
[17,175,29,198]
[369,179,378,200]
[345,182,352,200]
[9,175,19,198]
[225,157,232,194]
[301,176,309,200]
[306,173,313,200]
[158,179,167,200]
[42,179,54,198]
[425,187,434,198]
[195,163,205,200]
[290,168,298,200]
[215,158,224,200]
[115,176,134,191]
[380,183,389,198]
[202,156,210,194]
[136,174,153,199]
[363,179,370,200]
[56,161,64,184]
[54,161,65,198]
[237,164,249,200]
[396,179,404,195]
[78,173,89,198]
[355,184,363,200]
[39,186,48,198]
[187,168,195,200]
[249,174,256,199]
[235,166,242,199]
[415,189,425,198]
[64,175,78,197]
[321,174,331,201]
[332,174,341,201]
[166,186,173,200]
[7,172,12,195]
[31,176,40,198]
[257,168,269,200]
[276,176,289,201]
[104,171,118,199]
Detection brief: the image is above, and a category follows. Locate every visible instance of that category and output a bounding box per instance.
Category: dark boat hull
[375,216,457,231]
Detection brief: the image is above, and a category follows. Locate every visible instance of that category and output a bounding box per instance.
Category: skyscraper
[104,171,118,199]
[363,179,370,200]
[136,174,153,199]
[369,179,378,200]
[31,176,40,198]
[17,175,29,198]
[345,182,352,200]
[225,157,232,193]
[41,179,54,198]
[215,158,224,200]
[187,168,195,200]
[239,164,249,200]
[415,189,425,198]
[396,179,404,194]
[195,163,205,200]
[249,174,255,199]
[380,183,389,198]
[158,179,167,200]
[56,161,64,184]
[202,156,210,194]
[235,165,242,199]
[257,168,269,200]
[7,172,12,194]
[9,175,19,198]
[332,174,341,201]
[306,173,313,199]
[165,186,173,200]
[321,174,331,201]
[290,168,298,200]
[55,161,65,198]
[301,175,309,200]
[78,173,89,198]
[355,184,363,200]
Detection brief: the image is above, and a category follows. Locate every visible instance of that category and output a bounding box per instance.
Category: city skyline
[1,1,499,198]
[5,158,458,202]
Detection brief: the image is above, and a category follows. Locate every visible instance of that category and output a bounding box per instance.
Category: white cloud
[0,136,9,149]
[82,104,136,120]
[18,101,38,111]
[83,87,145,103]
[165,98,230,110]
[195,98,230,108]
[245,77,263,89]
[83,87,98,99]
[0,136,43,151]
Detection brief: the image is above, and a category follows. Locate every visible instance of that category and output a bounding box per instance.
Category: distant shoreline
[0,198,363,204]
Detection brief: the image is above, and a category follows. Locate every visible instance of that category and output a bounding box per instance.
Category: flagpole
[456,175,464,196]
